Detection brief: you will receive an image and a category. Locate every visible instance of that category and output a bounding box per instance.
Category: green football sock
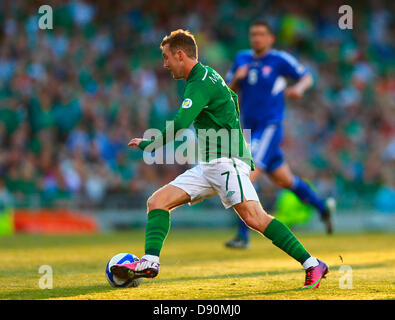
[144,209,171,257]
[263,218,311,265]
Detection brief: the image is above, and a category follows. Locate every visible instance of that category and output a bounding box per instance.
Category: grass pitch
[0,229,394,300]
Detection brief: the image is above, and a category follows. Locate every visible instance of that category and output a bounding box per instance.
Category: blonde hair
[160,29,198,59]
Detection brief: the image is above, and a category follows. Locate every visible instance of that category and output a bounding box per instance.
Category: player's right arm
[128,138,144,147]
[130,80,209,152]
[225,52,249,92]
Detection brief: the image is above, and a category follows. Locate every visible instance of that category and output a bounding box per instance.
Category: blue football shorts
[250,123,284,173]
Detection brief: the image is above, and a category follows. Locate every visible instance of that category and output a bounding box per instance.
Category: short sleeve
[278,51,308,80]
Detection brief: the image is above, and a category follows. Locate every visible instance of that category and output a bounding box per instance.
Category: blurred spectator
[0,0,393,210]
[374,165,395,214]
[0,177,13,209]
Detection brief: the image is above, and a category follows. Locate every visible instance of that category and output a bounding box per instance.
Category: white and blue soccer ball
[105,253,142,288]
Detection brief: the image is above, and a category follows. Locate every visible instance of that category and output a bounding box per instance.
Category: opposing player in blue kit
[225,20,335,249]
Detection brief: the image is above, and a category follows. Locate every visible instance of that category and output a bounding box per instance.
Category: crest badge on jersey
[182,98,193,109]
[262,65,272,77]
[297,64,305,74]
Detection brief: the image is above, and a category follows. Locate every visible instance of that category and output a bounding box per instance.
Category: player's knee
[241,206,273,232]
[272,176,293,189]
[147,195,162,212]
[241,210,262,231]
[243,214,258,230]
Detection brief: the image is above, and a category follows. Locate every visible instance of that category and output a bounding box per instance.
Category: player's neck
[185,60,199,80]
[253,47,271,58]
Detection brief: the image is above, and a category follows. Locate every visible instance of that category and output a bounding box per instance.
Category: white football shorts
[169,157,259,209]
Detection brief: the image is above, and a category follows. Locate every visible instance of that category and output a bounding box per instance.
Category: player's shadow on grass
[216,287,304,299]
[159,262,385,283]
[1,262,387,299]
[181,262,388,299]
[0,284,115,300]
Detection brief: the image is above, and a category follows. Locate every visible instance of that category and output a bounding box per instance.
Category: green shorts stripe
[232,158,244,202]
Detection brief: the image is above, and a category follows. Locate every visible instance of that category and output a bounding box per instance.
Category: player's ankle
[142,254,160,263]
[302,256,319,269]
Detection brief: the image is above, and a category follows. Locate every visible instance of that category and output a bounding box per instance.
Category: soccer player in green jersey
[111,29,329,289]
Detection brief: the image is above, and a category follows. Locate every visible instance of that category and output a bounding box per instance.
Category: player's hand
[234,65,249,81]
[285,86,303,99]
[128,138,144,147]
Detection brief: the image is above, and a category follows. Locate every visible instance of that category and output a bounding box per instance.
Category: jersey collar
[187,62,203,82]
[253,48,273,60]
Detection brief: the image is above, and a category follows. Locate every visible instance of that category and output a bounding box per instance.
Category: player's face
[249,25,274,53]
[162,44,184,80]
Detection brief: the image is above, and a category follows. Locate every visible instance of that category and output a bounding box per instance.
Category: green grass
[0,230,394,300]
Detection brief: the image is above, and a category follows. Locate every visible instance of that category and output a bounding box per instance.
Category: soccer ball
[105,253,142,288]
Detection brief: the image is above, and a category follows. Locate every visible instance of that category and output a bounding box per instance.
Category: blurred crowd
[0,0,394,212]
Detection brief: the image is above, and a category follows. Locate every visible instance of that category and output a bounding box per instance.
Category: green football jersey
[138,62,254,169]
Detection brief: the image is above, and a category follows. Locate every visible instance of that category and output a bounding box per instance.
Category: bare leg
[233,200,274,234]
[267,162,333,233]
[267,162,294,188]
[138,184,191,259]
[147,184,191,212]
[226,167,264,248]
[249,166,264,184]
[232,199,314,267]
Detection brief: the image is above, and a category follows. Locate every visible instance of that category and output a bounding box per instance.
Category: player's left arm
[285,73,313,99]
[278,51,313,99]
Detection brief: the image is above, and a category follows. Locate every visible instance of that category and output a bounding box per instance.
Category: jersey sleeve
[138,80,209,152]
[229,88,240,117]
[278,51,308,80]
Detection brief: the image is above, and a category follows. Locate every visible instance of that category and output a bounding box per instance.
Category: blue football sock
[237,218,250,242]
[289,176,327,215]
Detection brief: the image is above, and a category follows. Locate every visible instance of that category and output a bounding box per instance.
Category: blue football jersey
[226,49,308,131]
